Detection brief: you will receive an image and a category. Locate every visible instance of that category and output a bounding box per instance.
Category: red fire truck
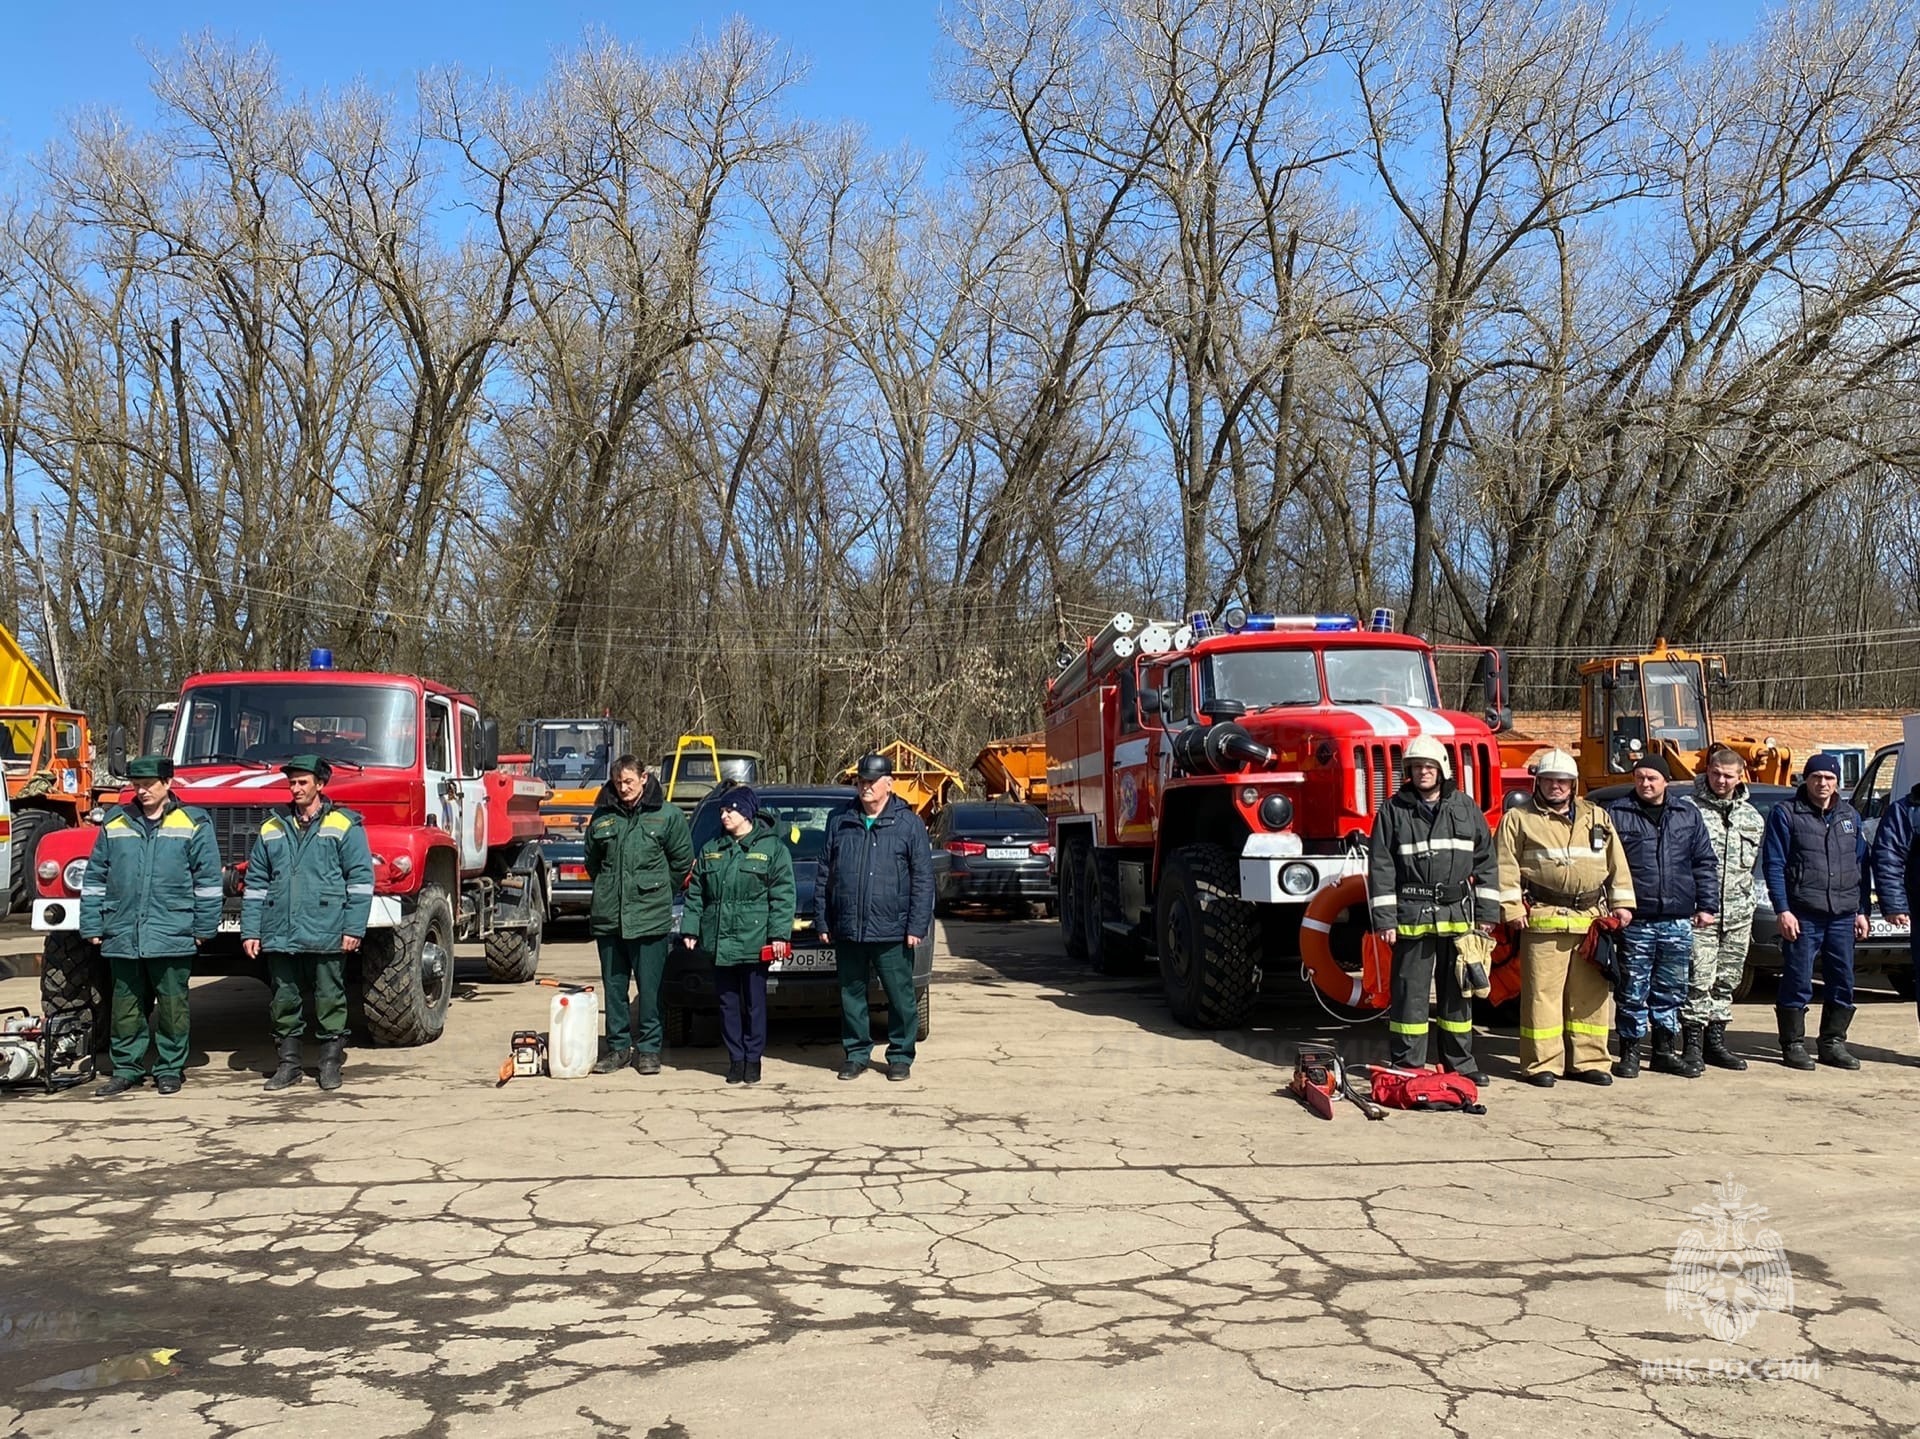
[29,663,551,1048]
[1045,609,1508,1028]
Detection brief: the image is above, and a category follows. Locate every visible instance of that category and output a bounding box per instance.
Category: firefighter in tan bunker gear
[1494,749,1637,1087]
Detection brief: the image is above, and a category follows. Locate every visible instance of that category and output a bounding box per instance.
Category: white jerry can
[547,988,599,1078]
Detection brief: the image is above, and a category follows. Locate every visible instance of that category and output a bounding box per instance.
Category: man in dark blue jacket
[1762,753,1872,1071]
[1605,755,1719,1080]
[817,752,933,1081]
[1870,776,1919,1026]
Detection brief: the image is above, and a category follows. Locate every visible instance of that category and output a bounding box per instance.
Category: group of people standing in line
[1371,738,1911,1086]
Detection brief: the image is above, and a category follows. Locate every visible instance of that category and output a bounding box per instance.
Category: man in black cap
[817,752,933,1080]
[1604,753,1719,1078]
[1761,751,1872,1070]
[242,754,374,1092]
[80,755,222,1096]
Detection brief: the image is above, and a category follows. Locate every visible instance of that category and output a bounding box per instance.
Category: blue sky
[2,1,1772,175]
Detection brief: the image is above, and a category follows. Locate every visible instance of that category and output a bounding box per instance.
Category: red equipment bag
[1366,1065,1483,1113]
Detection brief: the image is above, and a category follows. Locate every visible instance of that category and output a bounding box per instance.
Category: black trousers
[1389,935,1475,1069]
[715,963,768,1064]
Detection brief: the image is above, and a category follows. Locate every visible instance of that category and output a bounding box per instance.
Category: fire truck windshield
[1206,652,1321,707]
[175,683,418,769]
[1323,649,1437,707]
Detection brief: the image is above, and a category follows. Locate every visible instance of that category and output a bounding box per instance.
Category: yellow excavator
[1,624,100,909]
[1500,640,1791,793]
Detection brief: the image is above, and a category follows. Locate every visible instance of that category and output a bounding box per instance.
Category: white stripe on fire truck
[1388,707,1454,736]
[1344,705,1411,737]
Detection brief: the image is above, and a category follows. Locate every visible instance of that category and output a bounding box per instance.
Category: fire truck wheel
[1058,840,1090,961]
[1083,851,1140,975]
[484,885,543,984]
[1155,843,1257,1029]
[40,932,110,1055]
[9,809,66,913]
[360,883,455,1046]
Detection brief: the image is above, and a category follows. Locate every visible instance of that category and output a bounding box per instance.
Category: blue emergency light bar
[308,647,334,670]
[1222,610,1360,634]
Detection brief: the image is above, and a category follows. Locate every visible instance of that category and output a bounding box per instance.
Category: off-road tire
[483,879,543,983]
[360,883,455,1046]
[1155,843,1257,1029]
[1083,851,1140,975]
[1058,839,1089,961]
[9,809,66,913]
[41,931,110,1053]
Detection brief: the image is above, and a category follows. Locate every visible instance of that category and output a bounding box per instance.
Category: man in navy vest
[1761,753,1872,1070]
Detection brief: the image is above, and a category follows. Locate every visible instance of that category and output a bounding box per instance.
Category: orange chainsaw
[1290,1044,1386,1121]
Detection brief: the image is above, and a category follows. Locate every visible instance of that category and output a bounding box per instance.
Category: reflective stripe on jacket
[1494,794,1635,930]
[1365,781,1499,936]
[241,800,374,952]
[79,800,222,959]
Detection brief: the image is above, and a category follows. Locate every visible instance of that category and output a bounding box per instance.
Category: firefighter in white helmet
[1494,748,1636,1086]
[1367,735,1501,1080]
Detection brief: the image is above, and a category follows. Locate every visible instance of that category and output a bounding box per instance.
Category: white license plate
[771,949,836,972]
[217,916,242,933]
[1868,917,1911,940]
[986,847,1029,860]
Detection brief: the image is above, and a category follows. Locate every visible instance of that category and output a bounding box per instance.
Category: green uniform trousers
[598,934,669,1054]
[838,939,917,1067]
[109,953,193,1080]
[267,951,349,1041]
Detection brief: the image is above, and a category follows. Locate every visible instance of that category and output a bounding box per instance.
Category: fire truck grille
[1354,740,1499,816]
[208,805,277,867]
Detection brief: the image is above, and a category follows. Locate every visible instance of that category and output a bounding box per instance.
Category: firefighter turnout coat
[1366,782,1501,937]
[1494,795,1636,930]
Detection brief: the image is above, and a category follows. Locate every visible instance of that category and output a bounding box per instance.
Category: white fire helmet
[1402,735,1451,779]
[1532,748,1579,781]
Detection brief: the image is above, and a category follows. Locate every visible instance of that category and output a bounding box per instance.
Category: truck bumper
[33,894,404,933]
[1237,836,1364,904]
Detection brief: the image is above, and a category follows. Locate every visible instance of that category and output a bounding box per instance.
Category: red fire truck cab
[1044,610,1508,1028]
[31,665,551,1048]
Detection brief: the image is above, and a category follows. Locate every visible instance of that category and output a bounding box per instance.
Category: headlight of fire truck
[62,859,89,894]
[1279,862,1317,896]
[36,859,61,885]
[1258,794,1294,830]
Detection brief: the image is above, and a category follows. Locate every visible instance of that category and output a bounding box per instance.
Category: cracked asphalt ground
[4,914,1920,1437]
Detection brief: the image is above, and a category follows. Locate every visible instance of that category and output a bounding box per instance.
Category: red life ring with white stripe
[1299,874,1390,1011]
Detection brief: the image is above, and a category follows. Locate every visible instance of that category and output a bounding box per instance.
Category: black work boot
[1678,1023,1705,1078]
[264,1037,305,1091]
[1611,1038,1642,1080]
[1650,1027,1690,1076]
[95,1074,141,1098]
[591,1048,632,1075]
[1775,1006,1815,1071]
[1817,1005,1862,1070]
[316,1037,346,1092]
[725,1061,746,1085]
[634,1052,662,1076]
[743,1062,762,1085]
[1703,1020,1746,1071]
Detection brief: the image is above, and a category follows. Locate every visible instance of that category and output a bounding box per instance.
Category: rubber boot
[1775,1006,1815,1071]
[1678,1022,1705,1078]
[1649,1027,1690,1076]
[264,1037,305,1091]
[1611,1037,1641,1080]
[1817,1005,1861,1070]
[317,1037,346,1092]
[1703,1020,1746,1071]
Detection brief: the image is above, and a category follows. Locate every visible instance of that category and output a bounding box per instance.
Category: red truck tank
[1044,610,1509,1028]
[31,667,550,1047]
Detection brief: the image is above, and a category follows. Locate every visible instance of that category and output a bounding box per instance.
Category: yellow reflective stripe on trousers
[1434,1017,1473,1034]
[1389,1020,1428,1035]
[1520,1024,1565,1040]
[1527,915,1593,932]
[1398,921,1474,936]
[1568,1021,1610,1037]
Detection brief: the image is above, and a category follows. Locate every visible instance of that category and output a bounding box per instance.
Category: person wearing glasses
[816,752,933,1081]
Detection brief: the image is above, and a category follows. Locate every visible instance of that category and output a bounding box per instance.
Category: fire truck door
[455,704,489,871]
[425,697,467,868]
[1114,666,1157,842]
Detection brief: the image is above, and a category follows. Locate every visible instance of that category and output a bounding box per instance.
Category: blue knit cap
[720,786,760,822]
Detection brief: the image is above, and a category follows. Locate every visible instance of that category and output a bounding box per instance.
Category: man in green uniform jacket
[243,755,374,1093]
[681,787,796,1085]
[586,755,694,1075]
[81,755,223,1097]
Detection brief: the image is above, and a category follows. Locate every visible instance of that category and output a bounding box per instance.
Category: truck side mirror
[1600,672,1616,692]
[1485,705,1512,733]
[1138,688,1163,716]
[108,723,128,778]
[480,718,501,772]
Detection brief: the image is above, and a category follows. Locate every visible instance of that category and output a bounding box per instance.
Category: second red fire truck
[1044,608,1509,1028]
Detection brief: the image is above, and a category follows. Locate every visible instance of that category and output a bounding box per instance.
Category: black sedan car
[539,805,596,920]
[660,785,933,1042]
[930,800,1054,915]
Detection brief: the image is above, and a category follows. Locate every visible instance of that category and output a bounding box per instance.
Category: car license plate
[772,948,835,972]
[217,916,242,933]
[987,847,1028,860]
[1868,916,1911,940]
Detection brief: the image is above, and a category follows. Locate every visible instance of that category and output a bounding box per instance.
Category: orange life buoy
[1300,875,1518,1012]
[1299,874,1390,1011]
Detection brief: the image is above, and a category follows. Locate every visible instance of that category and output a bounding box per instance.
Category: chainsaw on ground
[1289,1043,1386,1121]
